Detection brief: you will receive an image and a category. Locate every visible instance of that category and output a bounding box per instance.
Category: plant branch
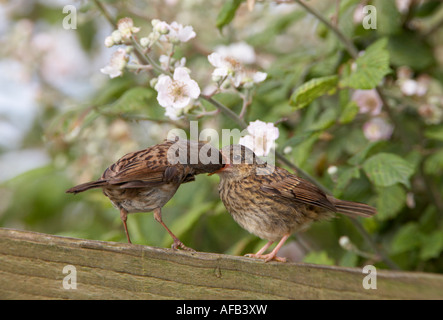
[199,94,248,129]
[93,0,117,28]
[292,0,359,59]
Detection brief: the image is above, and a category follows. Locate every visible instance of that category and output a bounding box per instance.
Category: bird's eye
[233,154,242,162]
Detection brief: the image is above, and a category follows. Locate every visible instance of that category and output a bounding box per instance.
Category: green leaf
[339,38,391,89]
[413,1,442,18]
[387,33,435,71]
[309,106,338,131]
[101,87,154,114]
[339,251,359,268]
[290,132,321,167]
[424,125,443,141]
[303,251,335,266]
[374,0,402,35]
[419,230,443,261]
[282,130,319,149]
[424,149,443,175]
[339,100,359,124]
[348,141,382,166]
[363,153,415,188]
[216,0,244,31]
[248,10,305,46]
[334,166,360,197]
[290,75,338,109]
[391,223,422,255]
[375,184,406,221]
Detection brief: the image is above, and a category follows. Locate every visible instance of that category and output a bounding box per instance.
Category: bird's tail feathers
[326,195,377,218]
[66,180,108,194]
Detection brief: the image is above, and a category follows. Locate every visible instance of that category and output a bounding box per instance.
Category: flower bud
[140,37,150,48]
[104,36,114,47]
[111,30,122,44]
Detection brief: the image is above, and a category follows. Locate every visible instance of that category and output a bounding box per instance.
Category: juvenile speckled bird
[215,144,376,262]
[66,138,223,250]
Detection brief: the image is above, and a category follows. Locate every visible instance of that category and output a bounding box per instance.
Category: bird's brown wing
[260,167,336,212]
[103,142,188,187]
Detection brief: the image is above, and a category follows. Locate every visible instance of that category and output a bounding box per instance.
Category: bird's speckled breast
[218,177,326,241]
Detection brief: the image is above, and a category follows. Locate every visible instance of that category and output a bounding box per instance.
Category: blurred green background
[1,0,443,273]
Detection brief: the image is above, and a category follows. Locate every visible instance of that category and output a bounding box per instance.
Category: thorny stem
[94,0,399,270]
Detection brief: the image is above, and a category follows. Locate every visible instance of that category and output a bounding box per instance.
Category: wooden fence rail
[1,228,442,299]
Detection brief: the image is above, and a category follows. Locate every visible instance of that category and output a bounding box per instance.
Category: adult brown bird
[66,138,223,250]
[215,144,376,262]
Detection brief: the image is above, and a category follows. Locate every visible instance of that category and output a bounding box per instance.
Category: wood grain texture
[0,228,442,300]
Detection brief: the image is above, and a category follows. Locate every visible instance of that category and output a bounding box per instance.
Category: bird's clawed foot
[245,252,287,263]
[171,239,196,252]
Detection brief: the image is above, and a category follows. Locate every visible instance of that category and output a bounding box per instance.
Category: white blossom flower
[160,21,196,43]
[215,41,256,64]
[208,52,266,88]
[152,19,170,34]
[155,67,200,109]
[351,89,383,116]
[363,117,394,142]
[117,17,140,41]
[235,70,267,88]
[100,48,129,78]
[239,120,279,156]
[208,52,242,79]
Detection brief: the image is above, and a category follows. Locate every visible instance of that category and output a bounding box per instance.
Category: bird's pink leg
[153,208,195,252]
[120,208,132,244]
[247,234,290,263]
[245,240,273,258]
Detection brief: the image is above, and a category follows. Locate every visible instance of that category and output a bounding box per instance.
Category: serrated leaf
[216,0,243,31]
[363,153,415,188]
[339,38,391,89]
[375,184,406,221]
[290,75,338,109]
